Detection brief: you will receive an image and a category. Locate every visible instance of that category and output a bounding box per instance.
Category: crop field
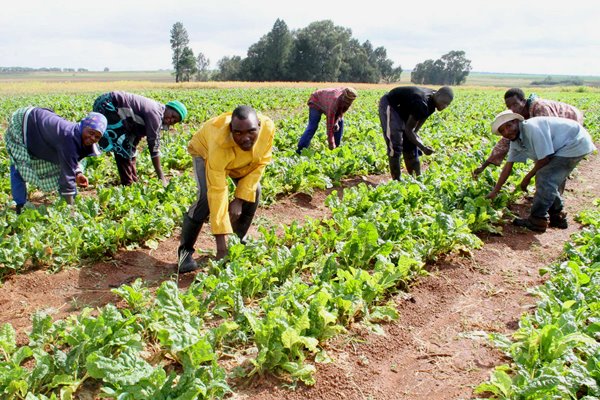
[0,84,599,399]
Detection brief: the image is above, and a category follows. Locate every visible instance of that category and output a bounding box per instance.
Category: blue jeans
[530,155,585,219]
[296,107,343,153]
[10,164,27,206]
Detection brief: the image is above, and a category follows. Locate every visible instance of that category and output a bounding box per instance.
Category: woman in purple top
[92,92,187,186]
[4,108,107,213]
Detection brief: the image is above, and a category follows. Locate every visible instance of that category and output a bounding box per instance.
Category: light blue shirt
[507,117,596,163]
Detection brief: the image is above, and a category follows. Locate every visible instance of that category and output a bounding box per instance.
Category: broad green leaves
[477,204,600,399]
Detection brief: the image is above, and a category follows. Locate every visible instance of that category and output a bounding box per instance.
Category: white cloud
[0,0,598,75]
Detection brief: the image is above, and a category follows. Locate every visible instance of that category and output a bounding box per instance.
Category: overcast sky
[1,0,598,76]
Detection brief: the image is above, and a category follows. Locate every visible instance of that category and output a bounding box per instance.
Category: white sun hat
[491,110,524,134]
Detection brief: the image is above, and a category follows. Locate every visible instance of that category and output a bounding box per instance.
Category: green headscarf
[166,100,188,121]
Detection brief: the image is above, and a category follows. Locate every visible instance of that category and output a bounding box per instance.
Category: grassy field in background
[1,70,600,89]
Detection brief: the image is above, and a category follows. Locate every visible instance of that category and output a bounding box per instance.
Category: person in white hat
[473,88,584,178]
[488,110,596,232]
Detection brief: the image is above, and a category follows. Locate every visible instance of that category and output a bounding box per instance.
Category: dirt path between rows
[236,151,600,400]
[1,151,598,400]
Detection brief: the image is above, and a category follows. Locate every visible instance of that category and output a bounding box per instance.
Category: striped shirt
[307,88,347,148]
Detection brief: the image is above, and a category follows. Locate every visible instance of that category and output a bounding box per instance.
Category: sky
[1,0,598,76]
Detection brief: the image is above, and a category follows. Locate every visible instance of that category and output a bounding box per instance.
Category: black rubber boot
[513,216,548,233]
[388,156,402,181]
[404,156,421,176]
[549,211,568,229]
[177,215,203,273]
[15,204,24,214]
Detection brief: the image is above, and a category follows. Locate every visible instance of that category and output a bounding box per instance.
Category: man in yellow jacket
[178,105,275,273]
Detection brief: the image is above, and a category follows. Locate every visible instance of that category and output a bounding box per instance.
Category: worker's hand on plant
[486,189,499,200]
[520,176,531,192]
[472,165,485,178]
[422,146,434,156]
[75,173,89,188]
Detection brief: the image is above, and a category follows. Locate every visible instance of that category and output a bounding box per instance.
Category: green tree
[179,46,197,82]
[364,42,402,83]
[195,52,210,81]
[411,50,471,85]
[211,19,401,83]
[170,22,190,83]
[240,19,293,81]
[287,20,351,81]
[215,56,242,81]
[338,39,379,83]
[441,50,472,85]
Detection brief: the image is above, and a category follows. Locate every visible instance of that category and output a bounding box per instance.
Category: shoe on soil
[549,212,568,229]
[513,217,547,233]
[178,248,198,273]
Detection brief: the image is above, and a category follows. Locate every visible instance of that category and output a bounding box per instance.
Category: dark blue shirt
[26,108,96,196]
[109,91,166,158]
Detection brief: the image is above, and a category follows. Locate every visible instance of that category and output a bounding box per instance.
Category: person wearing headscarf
[296,87,358,153]
[5,108,107,213]
[92,91,187,186]
[378,86,454,179]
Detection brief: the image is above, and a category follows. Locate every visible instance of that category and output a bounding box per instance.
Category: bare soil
[1,153,598,400]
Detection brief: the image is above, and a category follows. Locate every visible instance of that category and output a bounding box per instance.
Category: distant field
[1,70,599,94]
[0,70,174,82]
[465,71,600,87]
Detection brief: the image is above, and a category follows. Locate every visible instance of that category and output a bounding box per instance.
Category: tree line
[170,20,472,85]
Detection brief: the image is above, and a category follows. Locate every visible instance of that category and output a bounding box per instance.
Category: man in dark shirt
[378,86,454,179]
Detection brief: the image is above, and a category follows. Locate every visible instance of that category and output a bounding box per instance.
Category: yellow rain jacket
[187,112,274,234]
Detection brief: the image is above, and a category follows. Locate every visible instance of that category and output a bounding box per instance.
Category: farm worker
[92,91,187,186]
[474,88,583,178]
[4,108,107,213]
[378,86,454,179]
[296,87,358,153]
[177,105,275,273]
[489,111,595,232]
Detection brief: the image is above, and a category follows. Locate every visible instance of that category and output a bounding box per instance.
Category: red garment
[486,99,584,166]
[307,88,346,148]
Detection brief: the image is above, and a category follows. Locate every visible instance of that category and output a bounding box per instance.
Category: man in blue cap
[93,91,187,186]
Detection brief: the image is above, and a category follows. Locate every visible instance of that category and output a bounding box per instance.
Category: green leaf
[86,349,155,387]
[0,323,16,357]
[281,328,301,349]
[145,239,159,250]
[490,369,513,397]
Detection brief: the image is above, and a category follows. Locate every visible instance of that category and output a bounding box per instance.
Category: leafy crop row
[476,200,600,399]
[2,89,598,276]
[0,164,500,398]
[1,87,599,398]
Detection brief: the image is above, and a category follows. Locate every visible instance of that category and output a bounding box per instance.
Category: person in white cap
[488,110,596,232]
[473,88,583,178]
